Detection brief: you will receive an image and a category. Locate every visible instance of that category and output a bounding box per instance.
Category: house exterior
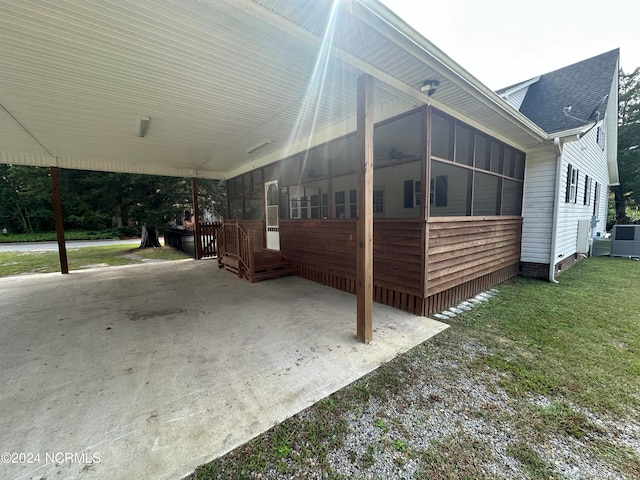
[223,49,619,313]
[0,1,619,330]
[498,50,619,281]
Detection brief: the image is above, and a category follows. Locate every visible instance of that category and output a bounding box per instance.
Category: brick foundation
[519,262,550,280]
[520,254,586,281]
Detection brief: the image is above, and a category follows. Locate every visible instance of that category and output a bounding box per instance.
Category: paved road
[0,238,150,252]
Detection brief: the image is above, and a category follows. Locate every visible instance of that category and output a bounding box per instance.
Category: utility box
[576,219,591,255]
[611,225,640,258]
[592,237,611,256]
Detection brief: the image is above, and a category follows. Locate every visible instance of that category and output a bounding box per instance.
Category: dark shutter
[436,175,448,207]
[404,180,413,208]
[565,164,573,202]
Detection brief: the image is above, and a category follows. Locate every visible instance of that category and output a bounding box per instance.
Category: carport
[0,260,447,479]
[0,0,542,342]
[0,1,541,477]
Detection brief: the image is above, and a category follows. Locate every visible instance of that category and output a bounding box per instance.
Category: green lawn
[0,230,122,243]
[191,256,640,479]
[0,245,189,277]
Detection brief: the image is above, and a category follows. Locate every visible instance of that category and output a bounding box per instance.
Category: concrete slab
[0,260,448,480]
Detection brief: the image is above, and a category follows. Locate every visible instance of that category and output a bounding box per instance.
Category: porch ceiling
[0,0,548,180]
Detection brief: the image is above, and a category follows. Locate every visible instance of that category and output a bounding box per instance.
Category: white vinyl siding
[501,87,529,110]
[554,126,610,262]
[520,147,555,263]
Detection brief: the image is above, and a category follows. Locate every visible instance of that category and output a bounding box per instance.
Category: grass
[0,229,122,243]
[0,245,189,277]
[462,257,640,415]
[189,256,640,479]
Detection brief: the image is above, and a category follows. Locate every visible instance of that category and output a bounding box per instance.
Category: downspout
[548,137,563,284]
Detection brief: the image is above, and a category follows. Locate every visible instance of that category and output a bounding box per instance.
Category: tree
[0,165,53,233]
[197,179,227,220]
[119,175,189,248]
[612,67,640,224]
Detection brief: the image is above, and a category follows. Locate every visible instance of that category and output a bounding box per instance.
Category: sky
[379,0,640,90]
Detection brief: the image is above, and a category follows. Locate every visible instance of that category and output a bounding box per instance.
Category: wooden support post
[50,166,69,274]
[235,219,241,278]
[191,177,202,259]
[356,74,374,343]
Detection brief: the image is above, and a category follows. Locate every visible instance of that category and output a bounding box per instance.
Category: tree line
[614,67,640,224]
[0,167,227,243]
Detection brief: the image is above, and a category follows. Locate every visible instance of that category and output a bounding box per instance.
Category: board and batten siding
[554,126,610,263]
[520,146,556,264]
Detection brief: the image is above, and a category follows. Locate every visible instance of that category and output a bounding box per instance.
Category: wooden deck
[217,221,294,283]
[220,249,295,283]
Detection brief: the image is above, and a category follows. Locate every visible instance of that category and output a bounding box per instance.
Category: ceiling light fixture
[136,116,150,137]
[246,139,272,154]
[420,79,440,97]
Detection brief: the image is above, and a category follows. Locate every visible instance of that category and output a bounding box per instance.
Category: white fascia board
[498,76,540,98]
[357,0,549,143]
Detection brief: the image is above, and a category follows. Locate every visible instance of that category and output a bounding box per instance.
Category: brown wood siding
[427,216,522,295]
[238,220,265,250]
[279,219,424,298]
[426,264,519,315]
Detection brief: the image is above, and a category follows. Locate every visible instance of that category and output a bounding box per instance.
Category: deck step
[219,251,294,283]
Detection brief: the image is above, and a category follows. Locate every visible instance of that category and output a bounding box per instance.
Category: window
[502,179,523,215]
[404,180,421,208]
[373,189,384,214]
[584,175,592,206]
[473,172,500,215]
[596,125,606,151]
[593,182,600,216]
[454,125,473,166]
[430,163,464,214]
[431,113,453,160]
[374,110,422,166]
[349,189,357,218]
[490,141,503,174]
[566,164,578,203]
[474,133,491,170]
[429,110,525,218]
[433,176,448,207]
[335,191,346,218]
[321,193,328,219]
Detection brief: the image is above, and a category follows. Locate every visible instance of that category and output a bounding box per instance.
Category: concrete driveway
[0,260,448,480]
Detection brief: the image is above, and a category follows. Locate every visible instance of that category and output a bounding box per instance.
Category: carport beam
[192,177,202,259]
[356,73,374,344]
[50,166,69,274]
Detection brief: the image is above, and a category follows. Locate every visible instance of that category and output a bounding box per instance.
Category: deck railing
[200,221,222,258]
[164,228,196,258]
[165,221,222,259]
[216,220,254,281]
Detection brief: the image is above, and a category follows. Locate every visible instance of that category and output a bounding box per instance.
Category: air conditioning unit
[611,225,640,258]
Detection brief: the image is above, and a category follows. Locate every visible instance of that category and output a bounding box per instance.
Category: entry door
[265,179,280,250]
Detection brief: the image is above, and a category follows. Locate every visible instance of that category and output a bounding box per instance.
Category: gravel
[195,304,640,479]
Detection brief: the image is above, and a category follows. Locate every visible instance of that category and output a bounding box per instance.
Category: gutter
[548,134,581,283]
[548,138,564,284]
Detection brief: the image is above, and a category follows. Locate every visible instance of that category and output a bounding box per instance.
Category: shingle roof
[511,49,619,134]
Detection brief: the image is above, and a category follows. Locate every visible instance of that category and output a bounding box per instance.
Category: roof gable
[516,49,619,134]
